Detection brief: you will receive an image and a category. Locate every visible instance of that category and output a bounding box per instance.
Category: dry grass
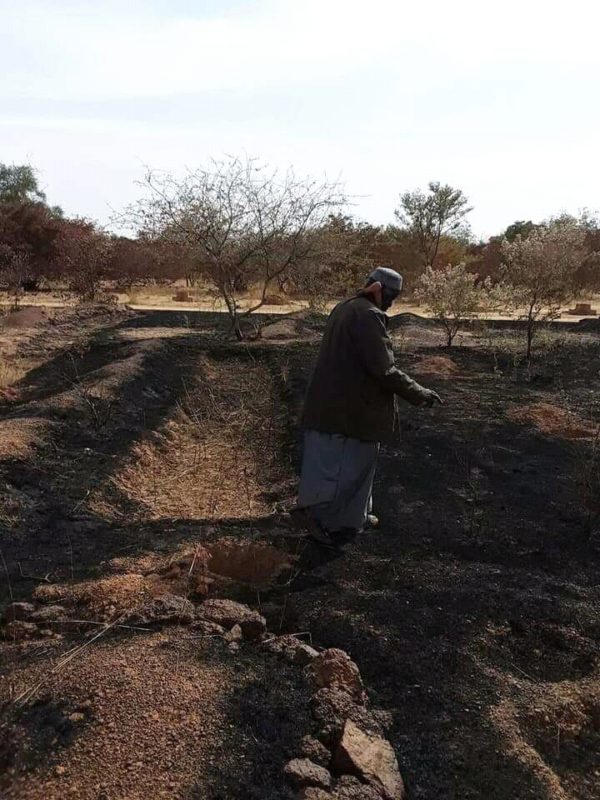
[90,355,289,522]
[0,359,28,389]
[0,419,53,460]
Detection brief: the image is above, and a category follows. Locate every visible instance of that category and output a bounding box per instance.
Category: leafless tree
[124,156,347,338]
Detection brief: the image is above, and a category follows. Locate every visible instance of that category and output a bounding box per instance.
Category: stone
[292,643,319,666]
[334,720,405,800]
[224,624,243,643]
[333,776,382,800]
[264,635,319,665]
[30,605,67,623]
[264,634,298,654]
[306,649,365,702]
[126,594,195,626]
[284,758,332,790]
[32,584,67,603]
[299,735,332,767]
[312,689,384,738]
[316,725,340,748]
[2,601,35,622]
[3,620,38,639]
[191,620,226,636]
[299,790,333,800]
[198,599,266,640]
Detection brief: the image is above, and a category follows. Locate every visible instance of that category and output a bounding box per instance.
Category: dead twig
[12,615,126,707]
[0,547,14,603]
[509,662,535,682]
[17,562,53,583]
[46,618,152,633]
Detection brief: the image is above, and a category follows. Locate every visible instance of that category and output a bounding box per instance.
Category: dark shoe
[289,507,335,546]
[330,527,360,546]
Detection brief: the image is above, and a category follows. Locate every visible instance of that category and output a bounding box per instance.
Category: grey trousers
[297,429,380,532]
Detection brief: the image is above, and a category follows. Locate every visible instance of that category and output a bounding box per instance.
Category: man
[294,267,441,545]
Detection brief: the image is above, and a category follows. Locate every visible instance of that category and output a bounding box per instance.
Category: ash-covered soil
[1,306,599,799]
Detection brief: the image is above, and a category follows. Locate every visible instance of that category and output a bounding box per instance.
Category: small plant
[63,354,115,430]
[416,262,491,346]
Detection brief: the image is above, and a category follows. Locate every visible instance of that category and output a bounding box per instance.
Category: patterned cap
[368,267,403,293]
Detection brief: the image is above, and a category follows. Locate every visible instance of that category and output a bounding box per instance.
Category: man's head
[365,267,403,311]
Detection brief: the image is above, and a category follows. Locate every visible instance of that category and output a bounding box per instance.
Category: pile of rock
[2,591,405,798]
[1,600,67,640]
[265,642,405,800]
[192,598,267,651]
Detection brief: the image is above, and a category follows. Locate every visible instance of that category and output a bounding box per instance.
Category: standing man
[294,267,441,545]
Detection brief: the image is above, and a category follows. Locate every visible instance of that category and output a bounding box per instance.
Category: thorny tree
[500,217,589,359]
[126,157,347,338]
[416,262,491,346]
[395,181,472,268]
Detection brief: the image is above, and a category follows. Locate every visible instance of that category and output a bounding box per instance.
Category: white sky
[1,0,599,239]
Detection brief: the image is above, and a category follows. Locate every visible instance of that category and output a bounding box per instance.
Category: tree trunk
[222,287,244,340]
[526,318,534,361]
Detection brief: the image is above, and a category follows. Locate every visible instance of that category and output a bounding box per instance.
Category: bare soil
[1,306,599,799]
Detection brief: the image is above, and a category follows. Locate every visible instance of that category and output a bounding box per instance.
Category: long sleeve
[351,308,428,406]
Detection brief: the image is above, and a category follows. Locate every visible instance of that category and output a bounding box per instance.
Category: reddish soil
[508,402,597,440]
[412,355,460,377]
[1,307,599,799]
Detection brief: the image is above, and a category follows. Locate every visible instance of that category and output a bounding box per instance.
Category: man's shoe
[366,513,379,529]
[290,507,335,547]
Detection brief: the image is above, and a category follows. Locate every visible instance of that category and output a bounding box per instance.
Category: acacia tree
[500,218,588,359]
[416,262,490,346]
[0,163,62,217]
[0,164,46,204]
[394,181,472,267]
[125,157,347,338]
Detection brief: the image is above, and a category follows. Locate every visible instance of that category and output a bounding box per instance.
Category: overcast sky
[1,0,599,239]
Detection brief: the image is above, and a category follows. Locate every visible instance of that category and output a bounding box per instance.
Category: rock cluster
[197,598,266,640]
[282,648,405,800]
[1,579,405,799]
[1,601,68,640]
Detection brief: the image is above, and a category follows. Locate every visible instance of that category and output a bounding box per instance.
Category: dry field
[0,303,599,799]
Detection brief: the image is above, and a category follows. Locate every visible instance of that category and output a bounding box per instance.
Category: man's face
[381,286,400,312]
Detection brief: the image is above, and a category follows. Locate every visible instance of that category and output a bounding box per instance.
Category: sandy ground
[2,289,600,322]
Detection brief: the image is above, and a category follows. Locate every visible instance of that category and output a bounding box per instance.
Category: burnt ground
[1,305,600,799]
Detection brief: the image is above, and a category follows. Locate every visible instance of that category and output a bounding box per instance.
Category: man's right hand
[419,389,443,408]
